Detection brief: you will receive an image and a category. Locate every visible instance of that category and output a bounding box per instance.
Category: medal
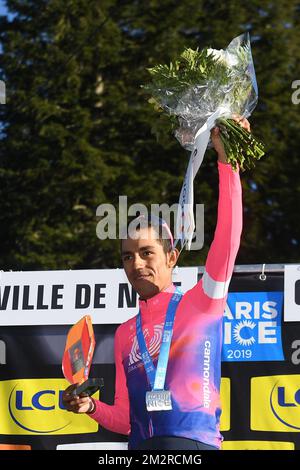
[136,288,182,412]
[146,390,172,411]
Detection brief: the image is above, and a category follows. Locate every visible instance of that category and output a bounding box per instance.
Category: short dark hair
[145,217,174,254]
[121,215,174,255]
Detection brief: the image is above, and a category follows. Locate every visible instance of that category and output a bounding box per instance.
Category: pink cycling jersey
[89,161,242,449]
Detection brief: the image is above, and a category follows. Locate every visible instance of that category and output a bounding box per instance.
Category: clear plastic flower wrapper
[143,33,265,250]
[143,33,264,172]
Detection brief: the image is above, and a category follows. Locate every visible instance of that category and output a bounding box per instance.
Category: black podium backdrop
[0,268,299,450]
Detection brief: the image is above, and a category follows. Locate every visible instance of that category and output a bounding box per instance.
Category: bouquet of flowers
[142,33,264,250]
[143,33,264,172]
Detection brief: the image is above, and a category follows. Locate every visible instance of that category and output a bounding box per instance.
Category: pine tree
[0,0,300,270]
[0,0,124,269]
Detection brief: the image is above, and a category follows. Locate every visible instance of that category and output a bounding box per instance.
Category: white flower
[207,48,238,67]
[225,51,238,67]
[207,48,226,62]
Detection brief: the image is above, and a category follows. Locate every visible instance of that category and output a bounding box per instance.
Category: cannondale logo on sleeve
[203,341,211,408]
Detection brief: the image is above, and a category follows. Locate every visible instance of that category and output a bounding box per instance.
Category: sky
[0,0,7,17]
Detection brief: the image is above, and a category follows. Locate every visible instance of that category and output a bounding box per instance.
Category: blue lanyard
[136,287,182,391]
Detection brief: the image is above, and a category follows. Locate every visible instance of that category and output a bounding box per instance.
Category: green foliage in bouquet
[145,48,228,97]
[143,46,265,171]
[217,117,264,171]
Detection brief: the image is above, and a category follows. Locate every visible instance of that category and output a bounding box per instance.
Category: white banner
[284,264,300,322]
[0,268,198,326]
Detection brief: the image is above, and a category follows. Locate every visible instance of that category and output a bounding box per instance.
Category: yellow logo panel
[251,375,300,432]
[0,379,99,435]
[220,377,230,431]
[222,440,295,450]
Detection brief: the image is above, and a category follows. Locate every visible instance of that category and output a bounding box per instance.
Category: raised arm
[187,118,247,313]
[200,160,242,304]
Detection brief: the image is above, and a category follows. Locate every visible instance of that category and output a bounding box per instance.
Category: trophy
[62,315,104,397]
